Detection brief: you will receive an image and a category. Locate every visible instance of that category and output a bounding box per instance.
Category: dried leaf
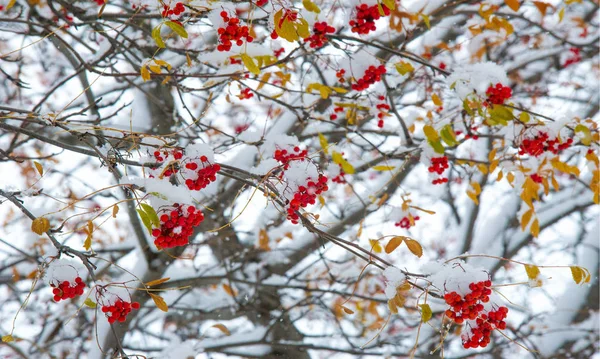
[505,0,521,11]
[385,236,404,254]
[222,283,237,297]
[404,238,423,258]
[31,217,50,235]
[258,228,270,251]
[33,161,43,176]
[212,323,231,335]
[146,277,171,287]
[341,305,354,314]
[149,293,168,312]
[112,205,119,218]
[525,265,540,279]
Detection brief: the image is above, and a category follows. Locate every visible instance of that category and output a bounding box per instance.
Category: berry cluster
[234,124,250,134]
[287,175,329,224]
[217,11,253,52]
[304,22,335,48]
[94,0,105,5]
[444,280,508,349]
[274,47,285,58]
[395,215,420,229]
[152,149,183,177]
[335,69,346,83]
[485,83,512,106]
[255,0,268,6]
[161,2,184,18]
[518,132,574,157]
[329,106,344,120]
[428,156,449,184]
[151,203,204,249]
[349,3,390,35]
[530,173,543,184]
[351,65,386,91]
[375,95,390,128]
[184,156,221,191]
[563,48,581,68]
[51,277,86,302]
[101,299,140,324]
[238,87,254,100]
[274,146,308,170]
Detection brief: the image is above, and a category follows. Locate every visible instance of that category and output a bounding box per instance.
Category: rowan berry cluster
[395,215,420,229]
[351,65,386,91]
[530,173,543,184]
[255,0,268,6]
[152,149,183,177]
[485,83,512,106]
[375,95,390,128]
[304,22,335,48]
[151,203,204,249]
[101,299,140,324]
[94,0,104,5]
[184,156,221,191]
[349,3,390,35]
[287,175,329,224]
[329,106,344,120]
[335,69,346,83]
[234,124,249,134]
[428,156,449,184]
[331,166,346,184]
[444,280,508,349]
[238,88,254,100]
[274,146,308,170]
[518,132,574,157]
[217,11,253,52]
[51,277,86,302]
[563,48,581,68]
[161,2,184,18]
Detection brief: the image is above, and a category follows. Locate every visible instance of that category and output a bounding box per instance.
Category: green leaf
[440,125,458,146]
[419,303,432,322]
[84,298,97,308]
[136,209,152,234]
[148,191,169,200]
[152,25,165,48]
[140,203,160,228]
[165,21,188,38]
[488,105,513,126]
[429,139,445,154]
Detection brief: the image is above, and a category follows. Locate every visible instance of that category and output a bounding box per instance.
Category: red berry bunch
[51,277,86,302]
[335,69,346,83]
[428,156,449,184]
[238,88,254,100]
[234,124,250,134]
[375,95,390,128]
[349,3,390,35]
[519,132,574,157]
[101,299,140,324]
[331,166,346,184]
[563,48,581,68]
[274,146,309,170]
[151,149,183,178]
[161,2,185,18]
[151,203,204,249]
[304,22,335,48]
[329,106,344,120]
[256,0,268,6]
[95,0,105,6]
[287,175,329,224]
[530,173,543,184]
[395,215,420,229]
[274,47,285,58]
[351,65,386,91]
[461,306,508,348]
[184,156,221,191]
[485,83,512,106]
[217,11,253,52]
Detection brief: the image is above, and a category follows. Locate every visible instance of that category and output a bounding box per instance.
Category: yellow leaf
[331,87,348,94]
[519,112,531,123]
[84,233,92,251]
[404,238,423,258]
[318,133,329,154]
[558,7,565,23]
[31,217,50,235]
[382,0,396,10]
[112,205,119,218]
[140,66,151,82]
[570,266,583,284]
[146,277,171,287]
[332,151,355,174]
[149,293,168,312]
[467,191,479,205]
[258,228,270,251]
[507,172,515,185]
[432,93,442,107]
[372,165,395,171]
[421,13,430,29]
[2,335,14,343]
[419,303,432,322]
[574,124,592,145]
[471,181,481,195]
[488,148,498,163]
[211,323,231,336]
[369,239,382,253]
[241,53,260,75]
[388,299,399,314]
[148,65,162,74]
[385,236,404,254]
[6,0,16,10]
[423,125,439,141]
[395,61,414,75]
[222,283,237,297]
[302,0,320,13]
[165,20,188,38]
[521,209,533,231]
[525,264,540,279]
[530,218,540,237]
[341,305,354,314]
[33,161,43,176]
[505,0,520,11]
[84,298,97,308]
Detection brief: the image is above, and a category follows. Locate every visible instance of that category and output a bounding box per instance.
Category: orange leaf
[31,217,50,235]
[341,305,354,314]
[505,0,520,11]
[149,293,168,312]
[211,323,231,336]
[385,236,404,254]
[146,277,171,287]
[404,238,423,258]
